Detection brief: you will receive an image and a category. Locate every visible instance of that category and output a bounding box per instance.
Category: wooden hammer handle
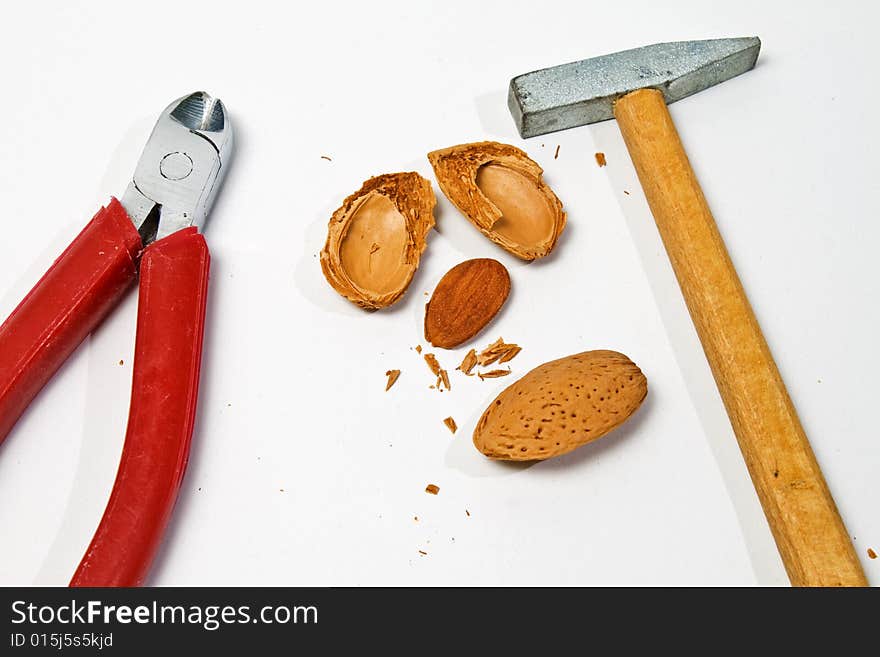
[613,88,866,586]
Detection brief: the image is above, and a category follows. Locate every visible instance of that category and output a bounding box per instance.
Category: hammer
[508,38,866,587]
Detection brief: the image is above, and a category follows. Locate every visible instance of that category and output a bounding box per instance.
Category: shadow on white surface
[587,118,788,586]
[475,89,518,138]
[292,208,364,317]
[446,387,654,478]
[34,294,136,585]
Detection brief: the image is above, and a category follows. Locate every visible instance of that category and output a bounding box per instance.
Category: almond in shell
[320,172,435,309]
[424,258,510,348]
[473,350,647,461]
[427,141,565,260]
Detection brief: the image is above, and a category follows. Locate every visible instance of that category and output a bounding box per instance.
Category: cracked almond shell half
[428,141,566,260]
[320,172,436,310]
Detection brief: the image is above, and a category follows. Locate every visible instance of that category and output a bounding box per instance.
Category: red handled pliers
[0,92,232,586]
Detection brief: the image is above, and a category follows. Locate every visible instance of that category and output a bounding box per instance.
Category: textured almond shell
[424,258,510,349]
[320,172,436,309]
[473,350,647,461]
[427,141,565,260]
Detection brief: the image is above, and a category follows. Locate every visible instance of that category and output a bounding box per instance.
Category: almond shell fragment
[320,172,435,309]
[427,142,565,260]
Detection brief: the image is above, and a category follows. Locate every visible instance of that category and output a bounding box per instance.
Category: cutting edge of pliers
[121,91,233,243]
[0,91,233,587]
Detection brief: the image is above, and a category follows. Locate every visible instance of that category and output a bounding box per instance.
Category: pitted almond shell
[320,172,436,310]
[427,141,566,260]
[473,350,647,461]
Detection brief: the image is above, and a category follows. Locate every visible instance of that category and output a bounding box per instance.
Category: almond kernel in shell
[473,350,647,461]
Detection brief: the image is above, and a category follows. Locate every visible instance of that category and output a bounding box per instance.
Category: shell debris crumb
[443,417,457,434]
[424,353,441,376]
[478,368,511,380]
[458,349,478,376]
[385,369,401,391]
[425,484,440,495]
[595,152,607,167]
[476,337,522,367]
[477,337,507,366]
[499,345,522,363]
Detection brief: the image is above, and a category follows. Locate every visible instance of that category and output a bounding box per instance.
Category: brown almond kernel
[424,259,510,349]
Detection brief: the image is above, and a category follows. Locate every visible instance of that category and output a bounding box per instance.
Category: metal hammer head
[508,37,760,138]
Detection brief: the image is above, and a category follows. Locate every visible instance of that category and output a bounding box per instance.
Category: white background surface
[0,1,876,586]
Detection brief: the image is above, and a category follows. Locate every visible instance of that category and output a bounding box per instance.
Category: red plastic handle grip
[71,227,210,587]
[0,199,141,444]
